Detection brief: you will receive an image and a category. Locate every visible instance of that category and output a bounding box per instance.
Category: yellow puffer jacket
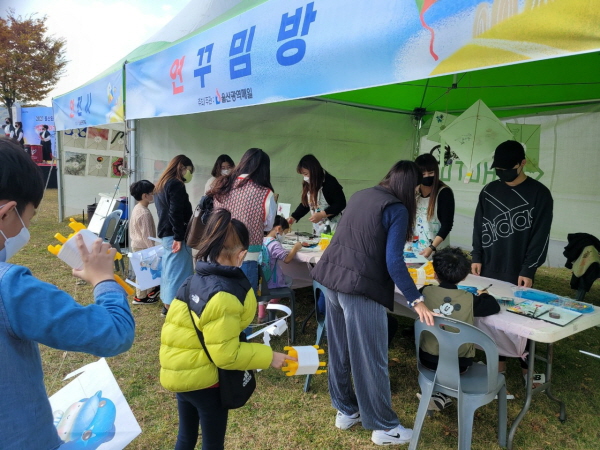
[160,262,273,392]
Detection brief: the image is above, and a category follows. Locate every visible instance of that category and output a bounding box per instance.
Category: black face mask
[496,167,520,183]
[4,121,8,125]
[421,176,435,187]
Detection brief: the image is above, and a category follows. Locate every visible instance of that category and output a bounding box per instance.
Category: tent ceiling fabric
[322,52,600,118]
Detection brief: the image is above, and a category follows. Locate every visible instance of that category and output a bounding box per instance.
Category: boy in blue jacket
[0,139,136,450]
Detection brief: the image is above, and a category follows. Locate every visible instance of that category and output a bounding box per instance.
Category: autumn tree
[0,9,67,118]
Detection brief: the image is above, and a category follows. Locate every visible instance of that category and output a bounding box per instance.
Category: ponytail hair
[196,209,249,263]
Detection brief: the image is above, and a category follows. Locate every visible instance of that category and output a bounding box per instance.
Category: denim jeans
[175,388,228,450]
[161,236,193,305]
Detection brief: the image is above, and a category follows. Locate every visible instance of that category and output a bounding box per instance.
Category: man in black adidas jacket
[471,140,553,287]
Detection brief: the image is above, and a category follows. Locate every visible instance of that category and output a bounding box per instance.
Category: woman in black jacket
[288,154,346,235]
[154,154,194,316]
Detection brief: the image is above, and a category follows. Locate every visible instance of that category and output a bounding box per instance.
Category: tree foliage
[0,9,67,116]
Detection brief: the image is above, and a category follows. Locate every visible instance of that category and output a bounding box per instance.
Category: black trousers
[175,387,229,450]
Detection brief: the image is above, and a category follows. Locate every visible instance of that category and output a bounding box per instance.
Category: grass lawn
[15,189,600,449]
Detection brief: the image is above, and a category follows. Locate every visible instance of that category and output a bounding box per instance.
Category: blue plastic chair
[98,209,124,272]
[410,316,507,450]
[304,258,327,392]
[257,265,296,343]
[98,209,122,242]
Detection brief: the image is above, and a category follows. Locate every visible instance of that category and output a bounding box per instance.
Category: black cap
[491,140,525,169]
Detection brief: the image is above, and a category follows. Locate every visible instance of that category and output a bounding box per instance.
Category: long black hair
[154,154,194,193]
[379,160,422,242]
[196,209,249,263]
[415,153,447,221]
[297,154,326,208]
[210,148,273,200]
[210,154,235,177]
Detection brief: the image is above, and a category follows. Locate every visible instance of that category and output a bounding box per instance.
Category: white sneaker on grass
[371,424,413,445]
[335,411,361,430]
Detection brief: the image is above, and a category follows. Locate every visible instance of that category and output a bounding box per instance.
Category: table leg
[507,340,536,450]
[543,343,567,422]
[508,341,568,449]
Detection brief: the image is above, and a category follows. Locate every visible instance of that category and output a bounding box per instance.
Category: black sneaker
[147,287,161,299]
[161,306,168,317]
[416,392,453,411]
[132,296,159,305]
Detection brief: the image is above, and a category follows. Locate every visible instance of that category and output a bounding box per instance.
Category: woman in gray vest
[312,160,435,446]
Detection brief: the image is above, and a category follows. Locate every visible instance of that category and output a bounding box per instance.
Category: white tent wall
[59,125,128,218]
[134,99,416,234]
[419,106,600,268]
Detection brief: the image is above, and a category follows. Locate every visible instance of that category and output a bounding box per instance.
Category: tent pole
[413,116,423,159]
[56,130,64,223]
[127,119,137,222]
[445,98,600,115]
[309,97,415,115]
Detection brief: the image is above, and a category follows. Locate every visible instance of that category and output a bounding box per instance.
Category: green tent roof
[322,52,600,119]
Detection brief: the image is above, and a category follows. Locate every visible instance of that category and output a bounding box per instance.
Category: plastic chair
[110,219,129,273]
[410,316,507,450]
[98,210,124,273]
[257,266,296,343]
[304,257,327,392]
[98,210,123,242]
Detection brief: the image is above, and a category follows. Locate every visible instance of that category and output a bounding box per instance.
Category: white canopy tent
[53,0,600,267]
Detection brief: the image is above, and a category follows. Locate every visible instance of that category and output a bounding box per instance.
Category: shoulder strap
[185,281,215,363]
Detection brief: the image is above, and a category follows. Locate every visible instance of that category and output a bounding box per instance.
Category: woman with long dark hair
[312,160,434,447]
[209,148,276,290]
[154,155,195,315]
[160,209,293,450]
[411,153,455,258]
[288,154,346,235]
[204,154,235,195]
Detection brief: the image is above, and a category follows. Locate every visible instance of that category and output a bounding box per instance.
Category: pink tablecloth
[280,249,529,357]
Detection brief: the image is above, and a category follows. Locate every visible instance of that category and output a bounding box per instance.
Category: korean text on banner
[125,0,600,120]
[53,70,124,131]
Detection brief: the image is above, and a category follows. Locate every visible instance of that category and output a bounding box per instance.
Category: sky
[4,0,190,106]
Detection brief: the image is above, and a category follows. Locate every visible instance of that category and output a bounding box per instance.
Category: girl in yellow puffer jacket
[160,208,294,450]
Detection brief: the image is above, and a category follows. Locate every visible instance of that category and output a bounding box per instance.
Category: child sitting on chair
[259,215,302,323]
[418,247,500,411]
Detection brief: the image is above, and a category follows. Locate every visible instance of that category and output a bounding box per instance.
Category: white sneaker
[335,411,361,430]
[371,424,413,446]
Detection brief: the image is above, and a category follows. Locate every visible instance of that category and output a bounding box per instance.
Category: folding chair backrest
[415,316,499,394]
[98,210,123,241]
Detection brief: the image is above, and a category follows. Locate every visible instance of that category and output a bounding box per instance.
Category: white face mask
[221,169,230,176]
[0,208,30,262]
[303,176,310,183]
[276,233,285,243]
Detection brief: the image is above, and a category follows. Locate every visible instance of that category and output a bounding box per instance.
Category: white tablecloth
[279,247,600,357]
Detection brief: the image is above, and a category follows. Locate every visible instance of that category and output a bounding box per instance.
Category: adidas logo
[242,371,252,387]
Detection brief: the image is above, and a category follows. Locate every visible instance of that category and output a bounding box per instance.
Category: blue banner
[20,107,55,154]
[125,0,600,120]
[53,70,124,131]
